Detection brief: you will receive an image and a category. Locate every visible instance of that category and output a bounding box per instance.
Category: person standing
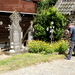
[65,24,75,60]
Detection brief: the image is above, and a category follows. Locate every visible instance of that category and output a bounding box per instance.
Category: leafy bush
[28,40,69,54]
[54,40,69,54]
[34,7,67,41]
[28,40,54,54]
[37,0,58,13]
[34,24,46,40]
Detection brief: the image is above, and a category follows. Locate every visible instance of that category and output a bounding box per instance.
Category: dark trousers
[67,41,75,59]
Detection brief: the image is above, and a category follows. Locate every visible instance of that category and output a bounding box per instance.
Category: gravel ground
[1,56,75,75]
[0,54,12,60]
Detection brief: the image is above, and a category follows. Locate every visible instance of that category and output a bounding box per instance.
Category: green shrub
[54,40,69,54]
[49,40,69,54]
[34,24,46,40]
[28,40,69,54]
[34,7,67,41]
[28,40,54,54]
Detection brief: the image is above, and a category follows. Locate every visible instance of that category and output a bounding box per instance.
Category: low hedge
[27,40,69,54]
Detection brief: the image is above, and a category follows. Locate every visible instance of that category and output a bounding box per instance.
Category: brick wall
[0,0,39,13]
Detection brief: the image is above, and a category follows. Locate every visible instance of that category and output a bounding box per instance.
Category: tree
[34,24,46,40]
[37,0,58,13]
[34,7,67,41]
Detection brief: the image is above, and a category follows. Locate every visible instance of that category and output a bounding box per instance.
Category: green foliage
[54,40,69,54]
[28,40,69,54]
[34,24,46,40]
[37,0,58,12]
[34,7,67,41]
[34,0,67,41]
[28,40,54,54]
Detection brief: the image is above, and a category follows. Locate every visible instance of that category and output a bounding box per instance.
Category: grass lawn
[0,53,65,74]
